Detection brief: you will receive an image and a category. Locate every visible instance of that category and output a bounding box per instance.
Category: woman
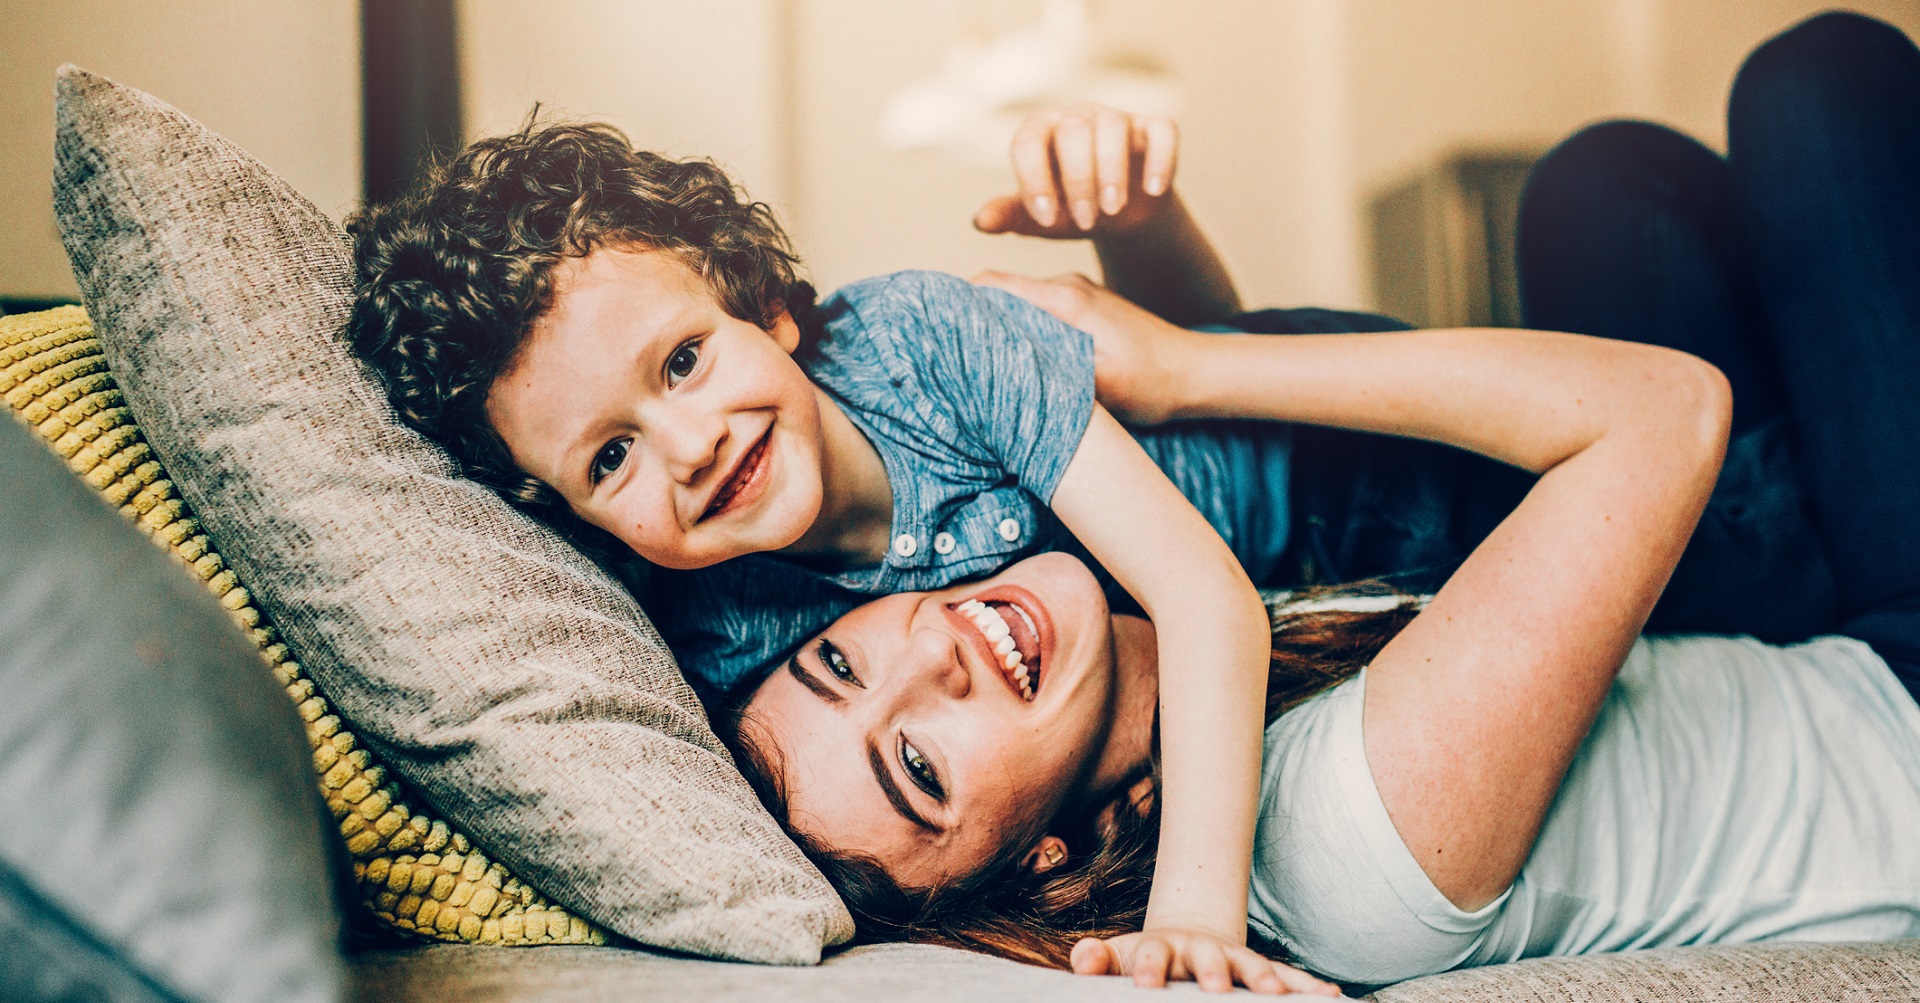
[722,11,1920,992]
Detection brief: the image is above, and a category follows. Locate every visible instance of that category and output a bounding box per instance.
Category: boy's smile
[486,244,838,570]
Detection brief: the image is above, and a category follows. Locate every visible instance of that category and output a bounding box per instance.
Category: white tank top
[1246,634,1920,985]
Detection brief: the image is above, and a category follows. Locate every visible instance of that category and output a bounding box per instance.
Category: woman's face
[739,552,1134,889]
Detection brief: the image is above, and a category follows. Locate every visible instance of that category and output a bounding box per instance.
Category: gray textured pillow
[50,65,850,964]
[0,411,345,1003]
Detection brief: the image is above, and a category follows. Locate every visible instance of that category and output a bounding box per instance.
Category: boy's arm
[1049,406,1324,994]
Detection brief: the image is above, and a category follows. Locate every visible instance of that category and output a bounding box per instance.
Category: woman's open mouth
[701,427,773,521]
[952,593,1046,701]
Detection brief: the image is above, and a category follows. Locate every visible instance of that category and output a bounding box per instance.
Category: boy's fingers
[1069,937,1118,976]
[1053,109,1099,231]
[1137,115,1179,196]
[1129,937,1173,988]
[1010,111,1062,227]
[1093,107,1131,216]
[1228,950,1287,995]
[1188,940,1233,993]
[1274,961,1341,997]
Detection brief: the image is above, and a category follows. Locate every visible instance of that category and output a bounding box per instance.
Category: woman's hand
[973,270,1201,427]
[974,104,1181,238]
[1070,929,1340,996]
[976,105,1242,325]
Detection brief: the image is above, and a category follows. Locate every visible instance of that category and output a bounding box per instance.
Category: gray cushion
[0,415,346,1003]
[49,64,850,963]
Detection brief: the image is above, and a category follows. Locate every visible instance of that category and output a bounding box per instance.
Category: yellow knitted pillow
[0,305,606,947]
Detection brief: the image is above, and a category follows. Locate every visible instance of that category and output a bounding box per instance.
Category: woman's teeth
[957,598,1036,700]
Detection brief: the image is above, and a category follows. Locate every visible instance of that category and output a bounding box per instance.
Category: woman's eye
[665,341,701,386]
[818,640,857,684]
[901,739,943,799]
[590,438,630,485]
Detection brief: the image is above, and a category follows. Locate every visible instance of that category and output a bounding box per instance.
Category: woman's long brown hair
[721,584,1422,969]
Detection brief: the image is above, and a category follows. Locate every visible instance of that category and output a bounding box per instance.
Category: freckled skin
[484,246,831,570]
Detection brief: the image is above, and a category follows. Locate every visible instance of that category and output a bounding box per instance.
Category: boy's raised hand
[973,270,1200,427]
[974,104,1180,238]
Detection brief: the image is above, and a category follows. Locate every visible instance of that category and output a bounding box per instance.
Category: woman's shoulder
[1251,673,1500,984]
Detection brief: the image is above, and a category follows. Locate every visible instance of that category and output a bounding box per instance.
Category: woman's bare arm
[978,274,1731,909]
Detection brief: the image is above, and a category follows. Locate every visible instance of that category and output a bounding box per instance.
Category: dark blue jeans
[1256,13,1920,676]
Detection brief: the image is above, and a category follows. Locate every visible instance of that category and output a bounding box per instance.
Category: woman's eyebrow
[786,653,843,705]
[867,740,940,834]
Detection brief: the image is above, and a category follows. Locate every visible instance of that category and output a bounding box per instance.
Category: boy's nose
[657,410,726,485]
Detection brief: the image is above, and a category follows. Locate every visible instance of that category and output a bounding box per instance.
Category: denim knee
[1523,120,1721,219]
[1731,11,1920,137]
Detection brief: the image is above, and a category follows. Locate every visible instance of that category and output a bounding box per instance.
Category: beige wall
[9,3,1918,309]
[458,0,1920,316]
[0,1,361,299]
[457,0,793,207]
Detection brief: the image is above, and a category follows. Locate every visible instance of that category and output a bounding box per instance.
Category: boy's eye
[818,639,858,684]
[900,738,943,800]
[590,437,630,485]
[666,341,701,386]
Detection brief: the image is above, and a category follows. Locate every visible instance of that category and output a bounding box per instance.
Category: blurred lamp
[879,0,1180,164]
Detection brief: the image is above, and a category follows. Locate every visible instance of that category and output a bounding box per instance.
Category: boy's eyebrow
[868,740,940,834]
[786,653,844,704]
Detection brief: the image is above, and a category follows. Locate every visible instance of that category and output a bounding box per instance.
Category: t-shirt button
[933,532,956,555]
[893,533,918,558]
[997,518,1022,543]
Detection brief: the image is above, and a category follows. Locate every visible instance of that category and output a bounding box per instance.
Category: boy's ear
[1022,835,1069,875]
[768,307,801,354]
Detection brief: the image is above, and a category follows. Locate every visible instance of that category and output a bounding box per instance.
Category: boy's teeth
[994,635,1016,655]
[1003,649,1021,670]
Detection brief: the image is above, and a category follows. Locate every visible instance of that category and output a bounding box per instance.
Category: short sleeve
[1249,673,1509,984]
[648,559,862,694]
[822,272,1096,504]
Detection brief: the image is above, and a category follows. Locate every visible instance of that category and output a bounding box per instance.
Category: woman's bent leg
[1519,120,1786,434]
[1518,119,1834,640]
[1730,12,1920,676]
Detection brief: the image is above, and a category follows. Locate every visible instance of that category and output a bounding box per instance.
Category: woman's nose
[902,628,972,700]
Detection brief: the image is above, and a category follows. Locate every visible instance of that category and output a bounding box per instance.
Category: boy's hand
[973,270,1201,427]
[974,104,1180,238]
[1070,929,1341,996]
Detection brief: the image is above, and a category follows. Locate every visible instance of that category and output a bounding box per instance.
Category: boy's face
[487,245,827,570]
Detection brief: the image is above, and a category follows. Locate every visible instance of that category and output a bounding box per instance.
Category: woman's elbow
[1658,348,1733,475]
[1685,352,1733,453]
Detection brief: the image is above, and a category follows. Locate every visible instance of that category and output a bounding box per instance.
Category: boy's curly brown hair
[344,118,815,545]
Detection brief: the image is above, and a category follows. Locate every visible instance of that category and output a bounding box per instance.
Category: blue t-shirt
[649,271,1294,692]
